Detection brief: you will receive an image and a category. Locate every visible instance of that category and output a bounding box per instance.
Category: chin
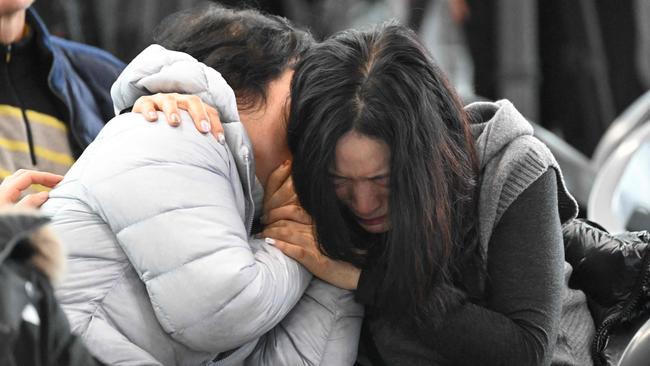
[360,222,389,234]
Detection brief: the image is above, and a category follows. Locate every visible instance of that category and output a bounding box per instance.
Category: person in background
[0,0,123,206]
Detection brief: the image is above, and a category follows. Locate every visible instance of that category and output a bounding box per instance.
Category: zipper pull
[240,146,250,163]
[5,44,11,63]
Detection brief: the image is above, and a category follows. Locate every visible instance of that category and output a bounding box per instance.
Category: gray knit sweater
[471,99,595,366]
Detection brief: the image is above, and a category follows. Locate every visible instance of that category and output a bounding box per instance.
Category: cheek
[335,185,347,202]
[334,185,355,213]
[378,187,390,210]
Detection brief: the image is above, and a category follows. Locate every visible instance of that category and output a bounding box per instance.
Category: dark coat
[0,209,102,366]
[563,219,650,366]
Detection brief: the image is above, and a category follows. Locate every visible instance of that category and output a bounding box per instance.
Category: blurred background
[34,0,650,229]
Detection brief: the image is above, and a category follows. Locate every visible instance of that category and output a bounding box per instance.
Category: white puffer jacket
[41,45,363,366]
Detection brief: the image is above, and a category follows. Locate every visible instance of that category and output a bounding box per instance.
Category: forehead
[334,131,390,177]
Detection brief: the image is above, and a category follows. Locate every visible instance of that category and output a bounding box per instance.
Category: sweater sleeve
[423,169,564,366]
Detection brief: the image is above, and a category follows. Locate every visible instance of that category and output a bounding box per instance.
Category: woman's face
[332,131,391,234]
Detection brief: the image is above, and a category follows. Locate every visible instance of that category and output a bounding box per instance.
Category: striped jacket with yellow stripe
[0,7,124,191]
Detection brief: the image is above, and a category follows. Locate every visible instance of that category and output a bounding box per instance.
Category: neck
[0,9,27,45]
[239,109,270,188]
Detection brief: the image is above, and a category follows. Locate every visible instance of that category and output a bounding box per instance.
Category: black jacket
[563,219,650,366]
[0,209,102,366]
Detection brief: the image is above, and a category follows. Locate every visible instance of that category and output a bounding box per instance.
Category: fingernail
[217,133,226,145]
[283,160,291,167]
[148,111,157,120]
[171,113,180,124]
[265,237,276,246]
[200,120,211,133]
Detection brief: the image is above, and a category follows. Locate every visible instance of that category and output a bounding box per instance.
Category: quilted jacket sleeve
[246,278,364,365]
[80,113,310,353]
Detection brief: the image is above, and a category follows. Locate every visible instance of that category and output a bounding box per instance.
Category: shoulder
[478,136,578,246]
[50,36,125,74]
[81,112,234,185]
[482,134,557,198]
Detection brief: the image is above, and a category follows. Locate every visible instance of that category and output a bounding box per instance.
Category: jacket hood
[0,207,64,283]
[111,45,263,218]
[111,44,240,124]
[467,99,579,265]
[466,99,535,169]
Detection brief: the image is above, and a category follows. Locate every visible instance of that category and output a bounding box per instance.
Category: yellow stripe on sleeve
[0,105,68,131]
[0,138,74,166]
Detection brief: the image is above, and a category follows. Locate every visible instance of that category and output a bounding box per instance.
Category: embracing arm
[85,116,310,353]
[241,166,363,365]
[246,278,364,366]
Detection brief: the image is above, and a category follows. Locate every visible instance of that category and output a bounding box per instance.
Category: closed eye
[329,173,348,188]
[370,174,390,186]
[333,177,349,187]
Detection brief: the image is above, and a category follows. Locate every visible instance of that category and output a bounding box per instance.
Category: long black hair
[288,23,481,326]
[154,2,312,109]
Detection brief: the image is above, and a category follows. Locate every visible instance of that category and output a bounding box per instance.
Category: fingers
[0,170,63,205]
[205,105,225,141]
[265,179,298,214]
[263,204,312,225]
[133,93,226,142]
[177,95,214,134]
[158,93,182,127]
[262,221,315,248]
[6,170,64,188]
[132,96,159,121]
[133,93,181,126]
[264,160,292,205]
[264,161,299,214]
[269,237,361,290]
[270,238,309,262]
[16,191,50,209]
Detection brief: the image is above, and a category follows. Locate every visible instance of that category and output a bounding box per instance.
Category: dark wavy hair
[288,23,481,326]
[154,2,313,110]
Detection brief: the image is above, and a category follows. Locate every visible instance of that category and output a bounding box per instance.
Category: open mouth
[358,215,387,226]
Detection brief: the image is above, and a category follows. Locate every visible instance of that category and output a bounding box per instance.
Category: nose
[350,182,381,217]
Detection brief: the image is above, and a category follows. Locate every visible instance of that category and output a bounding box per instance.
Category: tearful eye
[371,175,390,187]
[333,177,348,188]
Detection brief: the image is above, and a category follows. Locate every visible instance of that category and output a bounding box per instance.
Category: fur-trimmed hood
[0,207,64,284]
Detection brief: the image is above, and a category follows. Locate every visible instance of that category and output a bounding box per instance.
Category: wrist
[340,261,361,290]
